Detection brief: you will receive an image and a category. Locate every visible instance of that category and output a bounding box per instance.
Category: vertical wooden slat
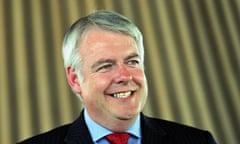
[165,0,196,124]
[155,0,191,122]
[66,0,83,24]
[220,0,240,118]
[118,0,134,19]
[84,0,97,13]
[49,0,76,124]
[204,1,237,143]
[12,0,33,140]
[30,0,54,132]
[188,1,236,143]
[0,0,11,143]
[102,0,115,10]
[220,0,240,63]
[189,1,226,143]
[172,0,215,129]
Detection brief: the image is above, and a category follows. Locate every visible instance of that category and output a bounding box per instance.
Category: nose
[113,64,133,84]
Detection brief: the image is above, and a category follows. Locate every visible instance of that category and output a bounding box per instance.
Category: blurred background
[0,0,239,143]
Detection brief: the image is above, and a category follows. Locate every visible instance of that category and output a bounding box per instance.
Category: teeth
[113,91,132,98]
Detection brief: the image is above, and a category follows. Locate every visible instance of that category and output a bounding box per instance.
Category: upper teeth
[113,91,131,98]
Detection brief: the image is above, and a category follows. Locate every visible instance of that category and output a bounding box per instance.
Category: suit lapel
[64,111,94,144]
[141,113,166,144]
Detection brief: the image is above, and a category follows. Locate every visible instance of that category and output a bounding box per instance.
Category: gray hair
[62,10,144,81]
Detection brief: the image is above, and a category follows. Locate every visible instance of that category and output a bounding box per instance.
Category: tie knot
[106,132,130,144]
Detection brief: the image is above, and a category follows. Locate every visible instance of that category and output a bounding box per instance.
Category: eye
[96,64,112,73]
[127,60,140,66]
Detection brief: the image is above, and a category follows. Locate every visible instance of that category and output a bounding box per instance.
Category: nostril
[115,76,132,85]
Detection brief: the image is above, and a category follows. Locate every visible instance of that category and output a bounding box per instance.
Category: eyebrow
[124,53,140,61]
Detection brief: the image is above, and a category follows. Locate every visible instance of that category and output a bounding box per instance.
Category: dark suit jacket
[17,111,217,144]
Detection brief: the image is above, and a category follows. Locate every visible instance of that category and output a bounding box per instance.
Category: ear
[66,67,82,94]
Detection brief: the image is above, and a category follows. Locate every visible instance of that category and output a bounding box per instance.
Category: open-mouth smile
[109,91,134,98]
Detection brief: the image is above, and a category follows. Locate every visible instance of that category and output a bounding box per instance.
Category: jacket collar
[140,113,166,144]
[64,111,94,144]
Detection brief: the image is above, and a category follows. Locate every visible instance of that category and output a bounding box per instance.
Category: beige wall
[0,0,239,143]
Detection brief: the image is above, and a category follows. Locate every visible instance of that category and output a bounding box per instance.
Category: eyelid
[127,59,140,65]
[127,56,140,62]
[91,59,114,72]
[96,63,113,72]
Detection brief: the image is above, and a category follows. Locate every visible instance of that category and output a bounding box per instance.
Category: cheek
[131,69,146,82]
[91,74,113,92]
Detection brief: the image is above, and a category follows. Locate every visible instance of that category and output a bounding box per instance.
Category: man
[18,10,217,144]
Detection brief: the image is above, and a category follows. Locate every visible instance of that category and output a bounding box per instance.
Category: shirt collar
[84,109,141,142]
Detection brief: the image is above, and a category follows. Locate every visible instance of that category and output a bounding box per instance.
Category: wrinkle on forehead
[80,28,136,49]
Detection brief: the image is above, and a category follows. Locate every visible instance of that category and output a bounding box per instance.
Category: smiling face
[67,28,148,130]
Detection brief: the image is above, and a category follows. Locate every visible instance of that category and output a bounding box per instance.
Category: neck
[103,117,137,132]
[89,112,138,132]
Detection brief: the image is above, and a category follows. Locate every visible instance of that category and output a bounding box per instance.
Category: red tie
[106,132,130,144]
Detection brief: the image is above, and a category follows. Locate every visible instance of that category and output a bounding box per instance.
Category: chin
[116,115,135,121]
[118,111,138,120]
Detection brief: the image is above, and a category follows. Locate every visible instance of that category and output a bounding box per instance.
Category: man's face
[76,28,148,126]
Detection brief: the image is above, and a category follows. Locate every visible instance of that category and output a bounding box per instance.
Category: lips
[109,91,133,98]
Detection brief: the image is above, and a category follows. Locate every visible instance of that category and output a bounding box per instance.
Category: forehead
[81,28,134,44]
[79,28,138,54]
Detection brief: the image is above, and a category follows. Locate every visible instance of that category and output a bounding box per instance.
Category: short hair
[62,10,144,80]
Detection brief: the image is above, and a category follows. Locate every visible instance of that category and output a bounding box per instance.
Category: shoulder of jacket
[17,124,71,144]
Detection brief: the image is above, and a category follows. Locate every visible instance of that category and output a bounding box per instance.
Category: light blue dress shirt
[84,109,141,144]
